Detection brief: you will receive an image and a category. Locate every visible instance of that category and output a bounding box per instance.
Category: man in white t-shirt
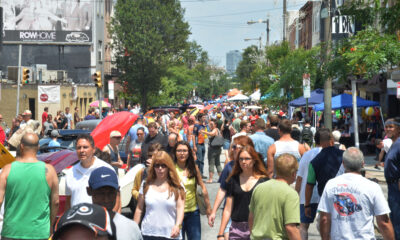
[318,147,394,240]
[295,130,321,240]
[65,135,115,209]
[87,166,142,240]
[64,107,73,129]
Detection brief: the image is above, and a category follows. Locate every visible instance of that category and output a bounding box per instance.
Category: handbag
[210,130,224,147]
[196,185,207,215]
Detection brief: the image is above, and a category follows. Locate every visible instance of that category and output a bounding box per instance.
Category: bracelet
[217,234,224,238]
[304,205,311,208]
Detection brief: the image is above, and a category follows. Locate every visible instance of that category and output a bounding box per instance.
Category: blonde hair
[275,153,298,178]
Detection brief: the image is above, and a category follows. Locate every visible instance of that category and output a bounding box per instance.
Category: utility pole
[283,0,287,41]
[323,0,332,130]
[266,18,270,46]
[16,44,22,117]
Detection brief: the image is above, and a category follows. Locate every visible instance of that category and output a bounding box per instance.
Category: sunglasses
[154,164,167,169]
[232,144,243,150]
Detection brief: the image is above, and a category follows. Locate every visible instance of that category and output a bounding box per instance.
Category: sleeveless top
[107,144,119,172]
[3,161,51,239]
[175,164,197,212]
[274,140,301,161]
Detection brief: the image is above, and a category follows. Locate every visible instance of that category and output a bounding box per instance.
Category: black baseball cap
[53,203,114,239]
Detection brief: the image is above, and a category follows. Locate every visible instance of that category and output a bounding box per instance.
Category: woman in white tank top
[134,151,185,240]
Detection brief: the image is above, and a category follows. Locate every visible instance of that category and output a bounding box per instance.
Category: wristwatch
[217,235,224,239]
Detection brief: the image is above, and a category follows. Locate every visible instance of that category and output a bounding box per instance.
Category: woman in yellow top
[174,141,212,240]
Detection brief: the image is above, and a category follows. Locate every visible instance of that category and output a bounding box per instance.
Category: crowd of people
[0,101,399,240]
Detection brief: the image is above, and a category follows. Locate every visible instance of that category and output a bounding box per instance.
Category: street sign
[397,82,400,99]
[303,73,311,98]
[108,80,114,100]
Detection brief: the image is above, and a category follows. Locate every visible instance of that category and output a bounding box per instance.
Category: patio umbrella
[89,100,112,108]
[228,93,249,101]
[245,105,262,110]
[91,112,138,150]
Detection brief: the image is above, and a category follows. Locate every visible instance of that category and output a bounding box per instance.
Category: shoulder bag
[210,129,224,147]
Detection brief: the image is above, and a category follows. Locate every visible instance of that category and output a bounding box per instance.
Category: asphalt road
[124,148,388,240]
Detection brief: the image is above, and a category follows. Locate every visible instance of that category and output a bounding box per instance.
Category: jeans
[143,236,171,240]
[196,144,205,174]
[182,209,201,240]
[388,182,400,239]
[208,145,222,174]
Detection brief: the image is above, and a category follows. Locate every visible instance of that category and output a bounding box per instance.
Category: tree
[109,0,190,110]
[236,45,260,92]
[342,28,400,78]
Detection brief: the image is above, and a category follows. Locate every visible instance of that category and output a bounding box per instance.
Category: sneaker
[202,175,207,179]
[374,165,381,170]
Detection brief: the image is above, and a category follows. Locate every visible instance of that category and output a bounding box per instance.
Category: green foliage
[109,0,190,110]
[340,0,400,34]
[279,47,320,98]
[236,45,261,92]
[342,28,400,78]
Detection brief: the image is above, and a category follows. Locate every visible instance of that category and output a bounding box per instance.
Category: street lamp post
[247,16,270,47]
[244,37,262,50]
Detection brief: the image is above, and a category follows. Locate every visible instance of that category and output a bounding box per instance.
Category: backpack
[301,126,313,146]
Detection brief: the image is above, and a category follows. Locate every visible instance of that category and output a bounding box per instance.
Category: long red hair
[227,145,268,182]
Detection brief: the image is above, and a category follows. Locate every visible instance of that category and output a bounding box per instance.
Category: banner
[38,85,60,103]
[108,80,114,100]
[397,82,400,99]
[72,85,78,100]
[303,73,311,99]
[1,0,93,43]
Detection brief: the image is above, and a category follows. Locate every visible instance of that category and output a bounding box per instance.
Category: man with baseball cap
[53,202,115,240]
[87,167,142,240]
[48,130,61,152]
[103,131,124,172]
[20,109,32,129]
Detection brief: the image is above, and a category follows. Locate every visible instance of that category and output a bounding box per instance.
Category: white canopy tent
[228,93,250,101]
[249,90,261,101]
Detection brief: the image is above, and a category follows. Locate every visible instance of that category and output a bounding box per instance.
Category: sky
[180,0,309,67]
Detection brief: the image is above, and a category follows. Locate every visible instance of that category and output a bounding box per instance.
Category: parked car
[38,129,91,153]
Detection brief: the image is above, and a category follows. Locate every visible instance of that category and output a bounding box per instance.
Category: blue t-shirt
[384,138,400,181]
[250,132,274,163]
[218,161,235,191]
[48,139,60,152]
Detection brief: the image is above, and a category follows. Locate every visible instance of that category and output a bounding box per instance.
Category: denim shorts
[223,139,230,150]
[300,203,318,223]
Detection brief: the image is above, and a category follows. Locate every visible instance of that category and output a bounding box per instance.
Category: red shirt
[249,115,259,125]
[0,127,5,145]
[42,112,48,125]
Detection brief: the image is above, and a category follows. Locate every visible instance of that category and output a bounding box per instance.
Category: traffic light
[22,68,30,85]
[93,71,102,88]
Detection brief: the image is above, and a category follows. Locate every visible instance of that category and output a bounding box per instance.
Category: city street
[123,147,388,240]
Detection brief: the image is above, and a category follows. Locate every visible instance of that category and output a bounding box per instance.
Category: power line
[187,3,305,19]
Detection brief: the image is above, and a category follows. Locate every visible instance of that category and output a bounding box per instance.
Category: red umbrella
[91,112,138,150]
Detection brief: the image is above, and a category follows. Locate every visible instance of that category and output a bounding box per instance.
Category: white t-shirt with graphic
[318,173,390,240]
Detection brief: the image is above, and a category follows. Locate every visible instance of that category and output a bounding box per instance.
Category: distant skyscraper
[226,50,242,74]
